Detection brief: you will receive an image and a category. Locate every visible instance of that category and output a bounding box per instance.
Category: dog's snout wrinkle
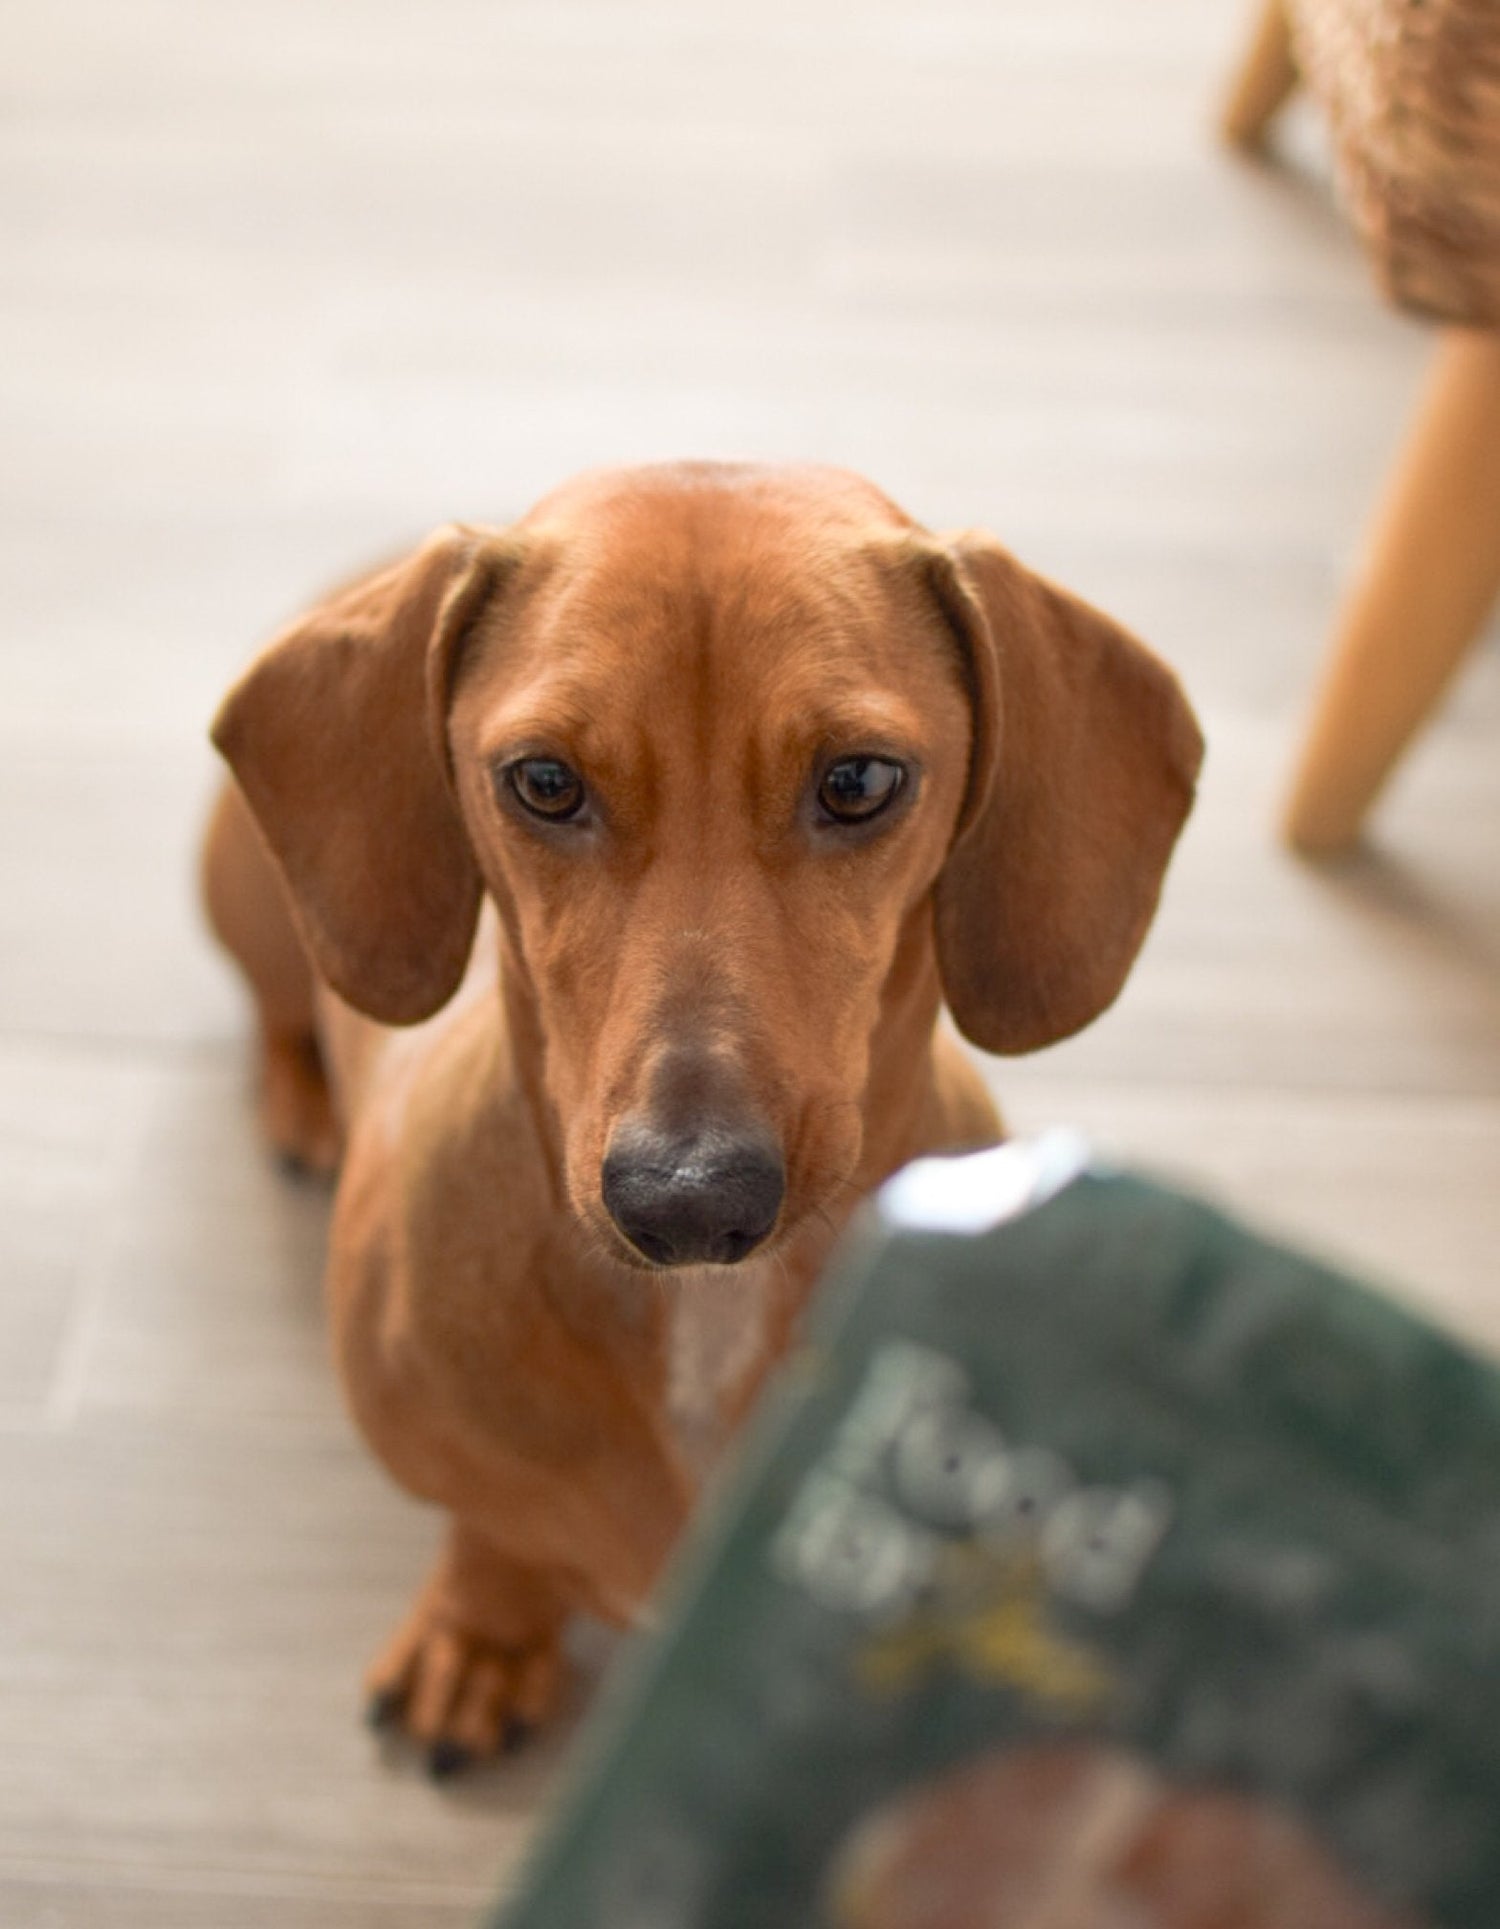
[601,1119,785,1269]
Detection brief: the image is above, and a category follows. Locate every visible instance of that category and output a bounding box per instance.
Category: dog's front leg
[365,1522,573,1775]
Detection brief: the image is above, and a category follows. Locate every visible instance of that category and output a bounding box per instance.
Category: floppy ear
[211,525,517,1025]
[925,533,1204,1055]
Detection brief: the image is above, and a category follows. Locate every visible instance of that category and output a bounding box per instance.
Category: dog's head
[214,463,1202,1270]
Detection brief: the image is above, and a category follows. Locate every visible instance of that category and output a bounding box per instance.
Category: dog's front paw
[364,1594,567,1777]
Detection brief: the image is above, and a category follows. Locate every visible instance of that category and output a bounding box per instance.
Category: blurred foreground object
[1220,0,1500,853]
[491,1136,1500,1928]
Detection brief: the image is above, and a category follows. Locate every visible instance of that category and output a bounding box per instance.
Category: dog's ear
[211,526,517,1025]
[922,532,1204,1055]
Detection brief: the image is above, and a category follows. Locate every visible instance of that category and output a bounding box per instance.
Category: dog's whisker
[802,1094,863,1119]
[810,1201,842,1243]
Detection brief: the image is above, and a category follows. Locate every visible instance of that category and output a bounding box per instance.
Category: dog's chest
[664,1265,774,1477]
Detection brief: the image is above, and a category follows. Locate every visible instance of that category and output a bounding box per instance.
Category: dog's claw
[366,1687,405,1731]
[427,1738,474,1781]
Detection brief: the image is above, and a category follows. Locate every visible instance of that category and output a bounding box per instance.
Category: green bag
[491,1135,1500,1928]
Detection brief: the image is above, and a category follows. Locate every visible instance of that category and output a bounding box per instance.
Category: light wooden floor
[4,2,1498,1922]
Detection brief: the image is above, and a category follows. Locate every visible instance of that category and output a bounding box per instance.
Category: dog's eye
[817,756,906,825]
[508,758,586,822]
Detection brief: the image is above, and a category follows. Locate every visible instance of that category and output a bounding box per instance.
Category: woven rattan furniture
[1222,0,1500,853]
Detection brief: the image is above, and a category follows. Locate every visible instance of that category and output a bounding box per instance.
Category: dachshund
[202,461,1203,1772]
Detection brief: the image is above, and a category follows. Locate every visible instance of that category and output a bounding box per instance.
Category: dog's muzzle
[601,1120,785,1267]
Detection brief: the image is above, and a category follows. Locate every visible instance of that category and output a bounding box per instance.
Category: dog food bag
[490,1135,1500,1929]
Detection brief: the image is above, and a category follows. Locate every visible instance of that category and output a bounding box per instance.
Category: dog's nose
[601,1121,785,1267]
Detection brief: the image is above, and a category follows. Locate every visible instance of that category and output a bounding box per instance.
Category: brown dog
[202,462,1202,1772]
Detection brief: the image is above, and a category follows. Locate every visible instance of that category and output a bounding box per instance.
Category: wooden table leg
[1281,327,1500,854]
[1219,0,1299,149]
